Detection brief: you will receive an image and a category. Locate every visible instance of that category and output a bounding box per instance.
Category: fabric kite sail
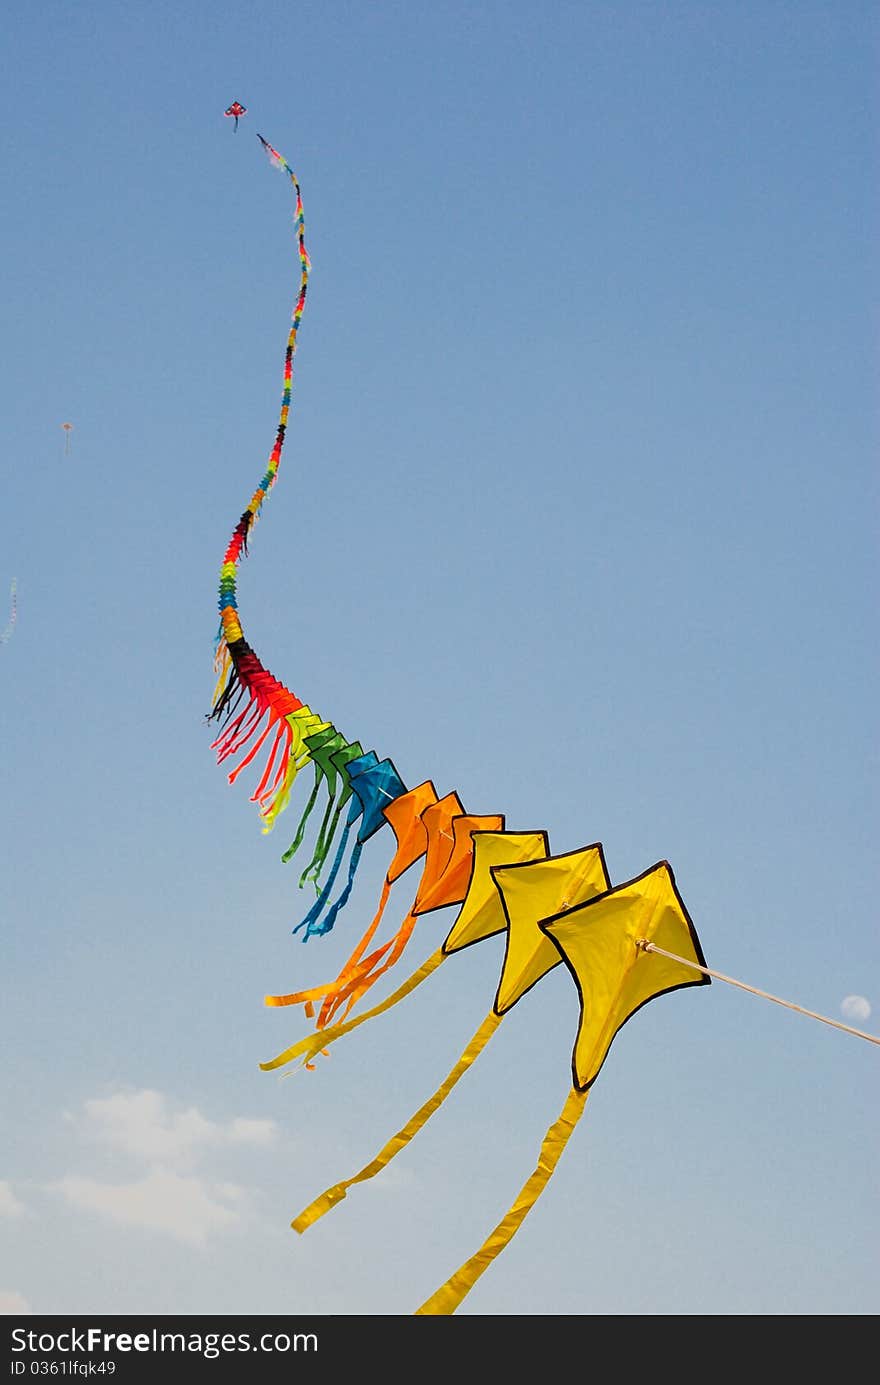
[277,838,612,1223]
[279,779,441,1019]
[286,858,709,1316]
[290,752,409,941]
[294,736,366,895]
[414,860,710,1313]
[281,726,347,865]
[266,798,506,1026]
[225,101,247,132]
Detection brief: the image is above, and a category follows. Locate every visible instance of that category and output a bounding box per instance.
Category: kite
[268,798,507,1021]
[224,101,247,132]
[61,422,73,454]
[1,578,16,645]
[208,130,880,1316]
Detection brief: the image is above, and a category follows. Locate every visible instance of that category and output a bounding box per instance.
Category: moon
[840,994,871,1023]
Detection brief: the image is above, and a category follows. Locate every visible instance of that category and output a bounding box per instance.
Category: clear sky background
[2,1,877,1319]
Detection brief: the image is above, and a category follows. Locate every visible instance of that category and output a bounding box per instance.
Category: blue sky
[2,0,877,1318]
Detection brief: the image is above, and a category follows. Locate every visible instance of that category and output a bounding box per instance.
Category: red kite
[224,101,247,132]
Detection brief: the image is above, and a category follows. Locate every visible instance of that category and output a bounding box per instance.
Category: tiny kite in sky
[224,101,247,132]
[1,578,16,646]
[61,422,73,455]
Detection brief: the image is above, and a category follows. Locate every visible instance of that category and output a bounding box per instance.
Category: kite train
[208,130,877,1315]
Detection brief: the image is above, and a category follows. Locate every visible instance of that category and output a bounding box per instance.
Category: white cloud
[0,1290,32,1315]
[50,1168,244,1246]
[77,1089,279,1167]
[0,1182,26,1217]
[840,994,871,1023]
[228,1118,278,1146]
[42,1090,278,1246]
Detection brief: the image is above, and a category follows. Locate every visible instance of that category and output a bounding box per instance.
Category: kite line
[636,941,880,1046]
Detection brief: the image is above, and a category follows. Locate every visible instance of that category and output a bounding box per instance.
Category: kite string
[635,940,880,1046]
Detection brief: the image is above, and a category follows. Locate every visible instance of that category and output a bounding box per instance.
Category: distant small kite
[1,578,17,645]
[61,422,73,455]
[225,102,247,132]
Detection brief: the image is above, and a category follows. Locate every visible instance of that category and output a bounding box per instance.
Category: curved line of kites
[207,126,876,1316]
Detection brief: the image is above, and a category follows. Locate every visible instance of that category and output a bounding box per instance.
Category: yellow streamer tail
[414,1086,589,1315]
[260,947,446,1072]
[292,1010,504,1232]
